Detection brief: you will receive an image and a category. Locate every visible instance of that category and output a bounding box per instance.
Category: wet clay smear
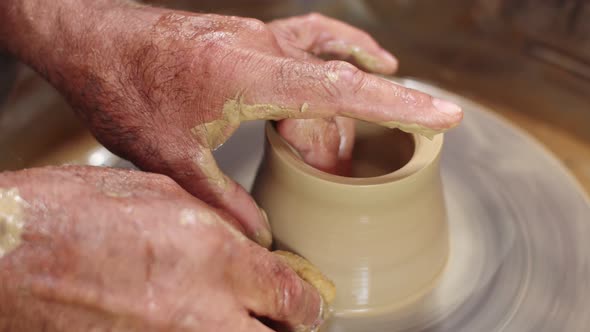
[274,250,336,305]
[0,188,27,258]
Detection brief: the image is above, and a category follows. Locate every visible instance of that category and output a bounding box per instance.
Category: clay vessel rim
[265,121,444,187]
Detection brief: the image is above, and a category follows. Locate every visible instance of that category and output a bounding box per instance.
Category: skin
[0,166,322,331]
[0,0,462,246]
[0,0,463,330]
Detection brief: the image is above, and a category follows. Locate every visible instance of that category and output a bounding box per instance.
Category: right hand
[0,166,322,332]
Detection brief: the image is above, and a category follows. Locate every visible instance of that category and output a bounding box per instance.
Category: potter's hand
[0,1,463,247]
[269,15,396,176]
[0,166,323,332]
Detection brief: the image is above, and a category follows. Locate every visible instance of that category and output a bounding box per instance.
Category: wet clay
[0,188,27,258]
[322,43,384,74]
[274,250,335,332]
[349,47,382,73]
[191,98,310,150]
[252,121,449,318]
[192,149,228,188]
[274,250,336,306]
[339,113,452,140]
[375,121,442,140]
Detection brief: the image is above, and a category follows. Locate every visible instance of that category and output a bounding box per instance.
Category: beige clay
[252,121,449,321]
[274,250,336,305]
[0,188,27,258]
[274,250,335,332]
[191,97,312,150]
[191,149,228,189]
[374,120,442,140]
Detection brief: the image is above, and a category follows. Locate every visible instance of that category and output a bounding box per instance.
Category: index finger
[232,58,462,137]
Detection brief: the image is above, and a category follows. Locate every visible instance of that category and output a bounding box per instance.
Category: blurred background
[1,0,589,193]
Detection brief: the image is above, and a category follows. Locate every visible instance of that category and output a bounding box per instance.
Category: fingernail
[255,228,273,249]
[432,97,462,116]
[259,208,270,229]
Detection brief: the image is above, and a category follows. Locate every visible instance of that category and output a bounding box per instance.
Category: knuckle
[304,12,326,23]
[323,60,366,96]
[324,60,353,73]
[240,17,268,34]
[395,86,432,107]
[238,18,278,48]
[274,58,303,96]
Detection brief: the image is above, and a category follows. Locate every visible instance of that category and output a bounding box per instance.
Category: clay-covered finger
[269,13,397,74]
[236,59,463,137]
[231,245,325,331]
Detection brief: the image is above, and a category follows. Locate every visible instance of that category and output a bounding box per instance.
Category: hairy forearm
[0,0,150,89]
[1,0,138,57]
[0,0,170,140]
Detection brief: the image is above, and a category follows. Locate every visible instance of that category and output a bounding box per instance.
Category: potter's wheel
[212,78,590,332]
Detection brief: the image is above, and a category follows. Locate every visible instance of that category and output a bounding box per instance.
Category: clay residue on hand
[103,190,132,198]
[323,40,386,73]
[0,188,27,258]
[340,109,453,139]
[274,250,335,332]
[192,149,228,189]
[349,46,382,73]
[191,97,310,150]
[273,250,336,305]
[326,71,339,83]
[376,121,445,140]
